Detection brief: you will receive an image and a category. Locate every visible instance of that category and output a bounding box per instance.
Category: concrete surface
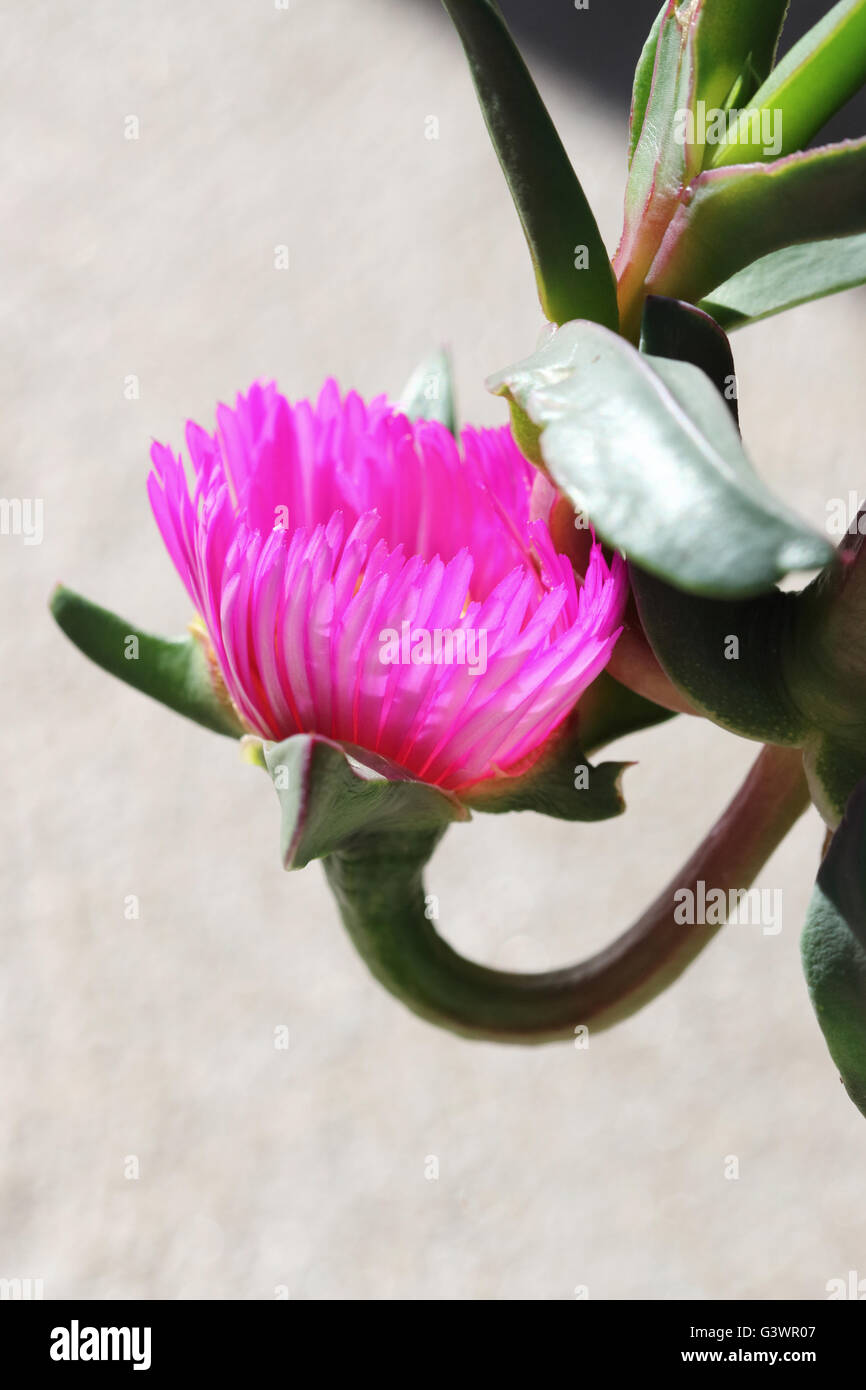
[3,0,865,1300]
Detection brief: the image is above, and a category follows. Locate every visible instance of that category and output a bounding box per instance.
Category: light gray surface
[3,0,864,1300]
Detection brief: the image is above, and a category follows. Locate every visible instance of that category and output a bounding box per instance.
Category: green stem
[324,743,809,1043]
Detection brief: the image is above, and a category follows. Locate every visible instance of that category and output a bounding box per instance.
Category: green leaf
[802,775,866,1119]
[640,292,739,423]
[634,530,866,823]
[631,297,866,824]
[50,584,244,737]
[619,0,790,338]
[461,708,631,820]
[782,521,866,825]
[712,0,866,167]
[632,569,806,744]
[803,733,866,829]
[399,348,457,434]
[699,232,866,329]
[627,3,666,164]
[690,0,789,117]
[628,296,814,746]
[617,3,700,339]
[624,2,699,207]
[647,137,866,307]
[441,0,618,329]
[487,319,833,597]
[264,734,467,870]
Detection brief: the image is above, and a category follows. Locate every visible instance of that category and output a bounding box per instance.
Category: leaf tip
[49,582,71,622]
[777,535,834,576]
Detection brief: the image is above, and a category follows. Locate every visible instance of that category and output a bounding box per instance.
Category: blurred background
[2,0,865,1300]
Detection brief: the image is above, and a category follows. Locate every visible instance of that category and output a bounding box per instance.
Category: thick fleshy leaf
[623,3,699,217]
[785,519,866,825]
[646,137,866,308]
[487,319,833,596]
[640,293,739,423]
[803,734,866,829]
[399,348,457,434]
[627,2,665,164]
[617,3,699,339]
[264,734,467,870]
[619,0,790,338]
[630,296,812,746]
[461,709,631,820]
[689,0,789,117]
[50,584,244,737]
[631,296,805,739]
[630,298,866,825]
[637,561,866,827]
[802,776,866,1119]
[632,570,806,744]
[699,232,866,329]
[712,0,866,167]
[441,0,618,328]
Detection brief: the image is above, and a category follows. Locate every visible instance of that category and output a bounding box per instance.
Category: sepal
[50,584,244,738]
[262,734,468,869]
[461,710,632,821]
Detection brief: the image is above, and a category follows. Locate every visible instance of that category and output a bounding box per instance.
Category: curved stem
[323,744,809,1043]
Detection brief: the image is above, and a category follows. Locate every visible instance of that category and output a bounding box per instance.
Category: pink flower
[148,380,626,791]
